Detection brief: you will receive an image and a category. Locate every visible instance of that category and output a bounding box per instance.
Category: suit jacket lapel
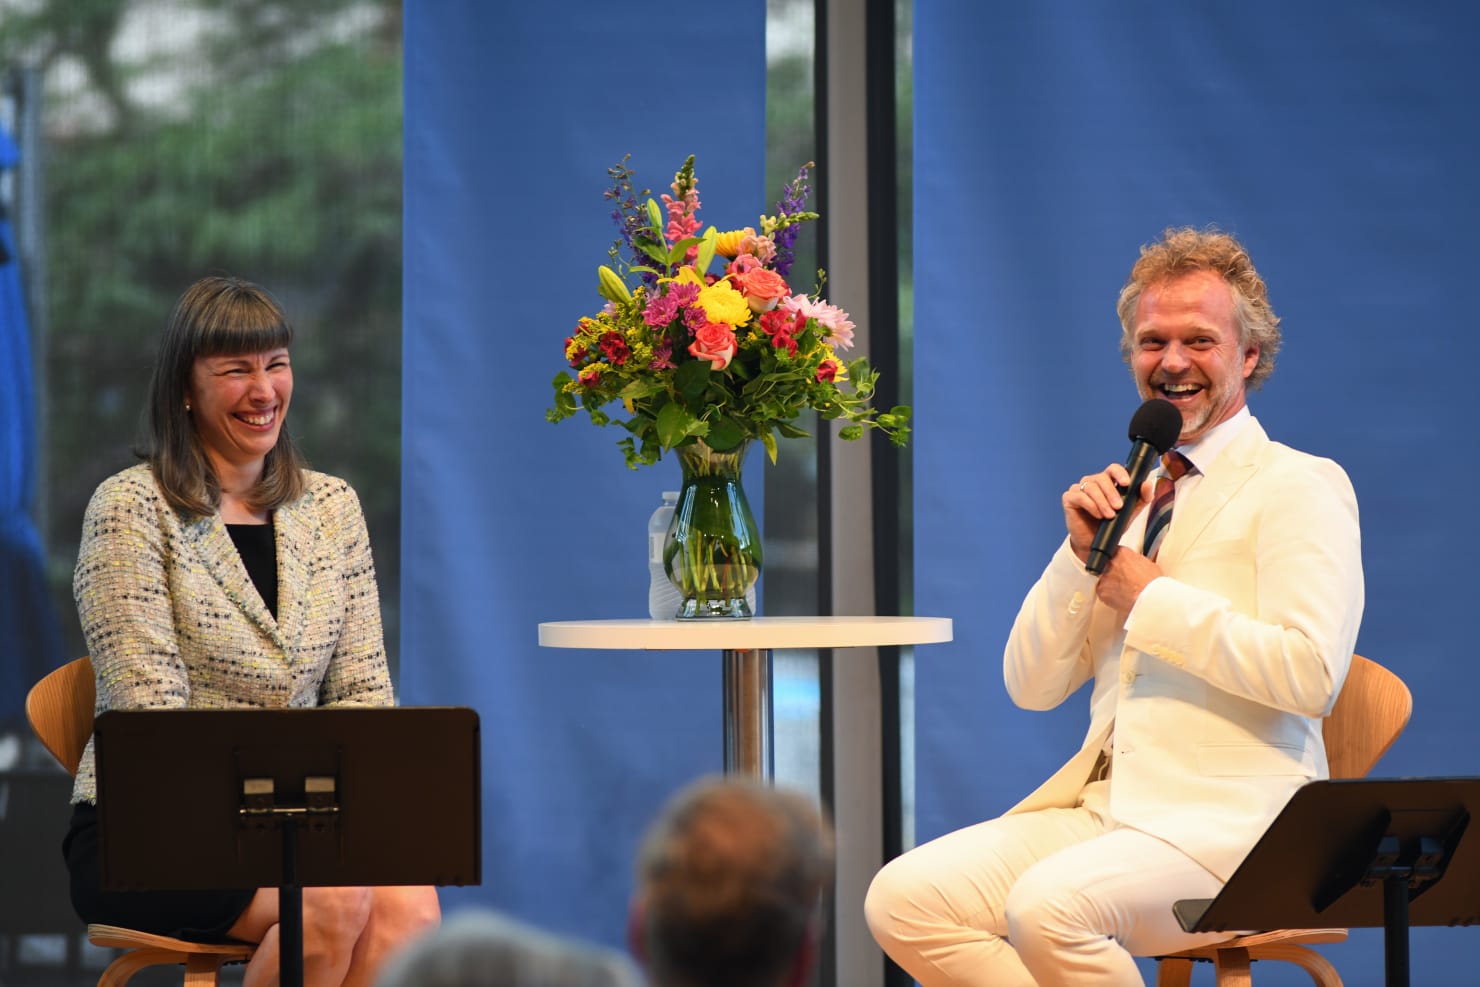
[273,492,313,654]
[186,512,285,649]
[1159,420,1268,564]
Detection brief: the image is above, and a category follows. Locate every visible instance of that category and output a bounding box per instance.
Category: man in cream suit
[865,228,1364,986]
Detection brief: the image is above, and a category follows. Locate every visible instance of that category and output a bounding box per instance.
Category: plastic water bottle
[647,491,683,619]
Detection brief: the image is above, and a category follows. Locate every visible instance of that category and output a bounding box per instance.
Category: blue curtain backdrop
[401,2,766,947]
[0,122,65,728]
[913,2,1480,983]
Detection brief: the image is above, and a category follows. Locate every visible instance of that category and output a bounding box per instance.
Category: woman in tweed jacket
[64,276,439,986]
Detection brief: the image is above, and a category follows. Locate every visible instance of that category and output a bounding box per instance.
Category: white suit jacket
[1002,419,1363,882]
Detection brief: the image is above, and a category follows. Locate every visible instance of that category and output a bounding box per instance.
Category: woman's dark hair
[142,275,305,517]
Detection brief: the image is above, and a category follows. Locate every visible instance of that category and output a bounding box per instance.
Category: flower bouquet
[548,155,910,617]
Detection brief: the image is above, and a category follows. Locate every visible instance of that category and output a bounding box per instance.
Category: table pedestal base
[723,648,772,777]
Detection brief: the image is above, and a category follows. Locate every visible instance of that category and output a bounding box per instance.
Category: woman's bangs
[195,296,294,358]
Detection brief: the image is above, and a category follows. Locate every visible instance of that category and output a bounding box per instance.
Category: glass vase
[664,439,761,619]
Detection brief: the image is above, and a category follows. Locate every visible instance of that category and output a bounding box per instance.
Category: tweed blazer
[71,463,395,803]
[1002,419,1364,882]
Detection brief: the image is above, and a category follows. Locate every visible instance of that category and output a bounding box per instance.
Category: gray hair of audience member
[375,909,641,987]
[631,776,836,987]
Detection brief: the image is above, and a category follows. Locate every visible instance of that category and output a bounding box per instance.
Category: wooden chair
[1154,653,1413,987]
[25,656,256,986]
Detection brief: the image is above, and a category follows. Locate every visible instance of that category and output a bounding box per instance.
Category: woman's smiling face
[187,347,293,475]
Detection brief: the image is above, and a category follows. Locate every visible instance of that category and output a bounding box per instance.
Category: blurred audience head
[630,776,835,987]
[375,908,641,987]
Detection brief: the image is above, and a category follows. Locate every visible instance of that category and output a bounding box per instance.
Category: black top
[226,519,278,620]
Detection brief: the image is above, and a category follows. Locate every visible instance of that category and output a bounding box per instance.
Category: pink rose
[816,359,839,383]
[688,322,737,370]
[726,253,763,276]
[733,268,791,313]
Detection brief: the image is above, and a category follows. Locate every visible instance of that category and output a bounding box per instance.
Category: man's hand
[1063,464,1143,563]
[1095,546,1162,613]
[1064,467,1161,612]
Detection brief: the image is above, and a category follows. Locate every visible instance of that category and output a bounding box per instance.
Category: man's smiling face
[1130,269,1259,444]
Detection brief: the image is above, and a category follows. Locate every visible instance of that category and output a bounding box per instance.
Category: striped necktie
[1142,451,1193,560]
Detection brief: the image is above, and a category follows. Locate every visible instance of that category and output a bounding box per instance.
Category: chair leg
[97,947,192,987]
[97,947,233,987]
[183,952,231,986]
[1251,944,1343,987]
[1156,956,1195,987]
[1212,945,1252,987]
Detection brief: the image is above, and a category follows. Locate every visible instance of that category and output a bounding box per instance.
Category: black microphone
[1084,398,1184,574]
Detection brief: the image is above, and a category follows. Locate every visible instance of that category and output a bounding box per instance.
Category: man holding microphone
[866,227,1364,985]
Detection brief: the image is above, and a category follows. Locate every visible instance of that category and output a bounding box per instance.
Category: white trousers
[864,780,1235,986]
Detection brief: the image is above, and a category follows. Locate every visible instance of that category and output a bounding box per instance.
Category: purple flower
[605,158,656,282]
[772,163,812,277]
[644,291,680,327]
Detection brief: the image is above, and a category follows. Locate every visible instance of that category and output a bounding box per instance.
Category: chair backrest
[1323,654,1412,780]
[26,656,97,779]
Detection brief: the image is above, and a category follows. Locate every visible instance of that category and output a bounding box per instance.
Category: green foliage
[2,0,403,658]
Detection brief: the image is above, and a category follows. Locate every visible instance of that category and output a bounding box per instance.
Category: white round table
[537,616,953,776]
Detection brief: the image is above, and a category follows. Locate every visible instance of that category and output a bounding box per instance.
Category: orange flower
[733,268,791,314]
[688,323,737,370]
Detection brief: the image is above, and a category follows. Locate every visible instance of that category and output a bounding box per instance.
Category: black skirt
[64,803,256,943]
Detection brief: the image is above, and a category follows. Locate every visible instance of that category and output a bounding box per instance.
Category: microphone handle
[1084,439,1162,574]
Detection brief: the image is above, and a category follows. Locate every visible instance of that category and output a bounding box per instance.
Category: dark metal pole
[1383,875,1409,987]
[281,817,304,987]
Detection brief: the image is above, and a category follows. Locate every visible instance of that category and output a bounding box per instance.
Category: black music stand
[93,707,481,987]
[1173,778,1480,987]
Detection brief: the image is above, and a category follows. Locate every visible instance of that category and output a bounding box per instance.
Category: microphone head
[1128,398,1184,453]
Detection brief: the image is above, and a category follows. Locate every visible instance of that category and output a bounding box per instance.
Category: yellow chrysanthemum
[712,227,754,258]
[697,280,753,327]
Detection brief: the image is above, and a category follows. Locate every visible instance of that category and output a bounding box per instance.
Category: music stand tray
[1174,777,1480,987]
[93,706,481,986]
